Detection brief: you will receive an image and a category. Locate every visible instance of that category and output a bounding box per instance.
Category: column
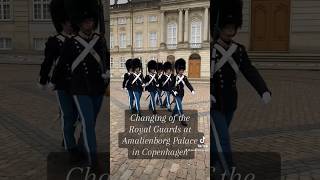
[178,9,183,43]
[184,8,189,42]
[160,11,165,44]
[203,6,209,42]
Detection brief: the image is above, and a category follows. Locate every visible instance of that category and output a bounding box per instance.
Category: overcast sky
[110,0,129,5]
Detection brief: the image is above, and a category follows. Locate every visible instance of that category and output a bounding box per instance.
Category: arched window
[190,20,202,44]
[167,22,177,49]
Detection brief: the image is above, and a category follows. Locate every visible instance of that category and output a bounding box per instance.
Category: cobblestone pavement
[110,70,320,180]
[1,64,320,180]
[0,64,108,180]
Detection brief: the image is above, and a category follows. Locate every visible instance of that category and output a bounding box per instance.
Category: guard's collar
[60,31,73,38]
[79,31,94,40]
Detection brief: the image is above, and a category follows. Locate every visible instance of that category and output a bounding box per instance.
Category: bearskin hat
[211,0,243,30]
[64,0,99,28]
[147,60,157,72]
[157,62,163,71]
[132,58,142,69]
[175,58,186,71]
[163,62,172,71]
[125,59,132,71]
[50,0,68,33]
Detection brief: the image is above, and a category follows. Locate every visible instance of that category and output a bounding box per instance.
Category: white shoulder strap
[71,35,100,72]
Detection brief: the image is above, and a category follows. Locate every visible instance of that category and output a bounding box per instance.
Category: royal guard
[172,58,195,125]
[144,60,159,114]
[155,62,164,107]
[58,0,108,167]
[210,0,272,177]
[160,61,174,112]
[38,0,79,154]
[123,59,135,113]
[128,58,144,116]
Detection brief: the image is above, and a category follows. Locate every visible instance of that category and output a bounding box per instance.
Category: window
[120,57,126,68]
[148,15,158,23]
[191,20,202,44]
[0,0,11,20]
[110,57,113,68]
[119,33,126,48]
[0,37,12,49]
[33,38,47,50]
[33,0,50,20]
[135,32,143,49]
[150,56,157,61]
[110,33,114,49]
[135,16,144,24]
[118,17,127,25]
[167,22,177,49]
[149,32,157,48]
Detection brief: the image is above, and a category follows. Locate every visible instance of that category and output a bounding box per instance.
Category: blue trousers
[163,91,171,110]
[73,95,103,165]
[148,91,156,111]
[155,90,163,106]
[210,110,235,172]
[133,91,142,113]
[173,96,183,115]
[127,90,134,111]
[56,90,78,151]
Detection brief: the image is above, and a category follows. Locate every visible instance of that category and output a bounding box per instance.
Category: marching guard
[123,59,135,113]
[155,62,164,107]
[128,58,144,116]
[160,62,175,112]
[171,59,195,125]
[58,0,108,167]
[210,0,272,177]
[144,60,159,114]
[38,0,79,153]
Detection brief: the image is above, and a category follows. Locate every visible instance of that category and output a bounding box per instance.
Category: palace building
[237,0,320,53]
[110,0,210,78]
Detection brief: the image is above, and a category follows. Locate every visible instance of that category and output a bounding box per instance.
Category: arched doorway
[188,53,201,78]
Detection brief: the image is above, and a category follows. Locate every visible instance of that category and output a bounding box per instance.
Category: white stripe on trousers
[175,98,182,115]
[150,93,155,111]
[73,95,92,164]
[133,92,139,112]
[127,90,132,110]
[166,92,170,109]
[210,114,231,177]
[55,92,68,150]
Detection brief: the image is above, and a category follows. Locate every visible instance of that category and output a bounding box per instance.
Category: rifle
[98,0,110,96]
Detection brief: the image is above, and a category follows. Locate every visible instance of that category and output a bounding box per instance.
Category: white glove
[47,83,55,91]
[211,95,216,103]
[101,73,107,80]
[123,87,127,91]
[173,91,178,96]
[191,91,195,95]
[262,92,271,104]
[37,83,46,91]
